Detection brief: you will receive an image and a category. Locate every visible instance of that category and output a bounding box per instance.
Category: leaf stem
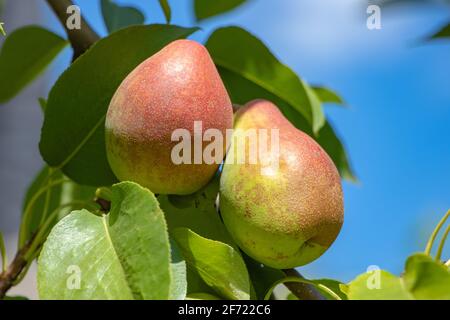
[37,168,55,228]
[0,233,7,272]
[18,178,69,247]
[424,209,450,256]
[24,200,95,261]
[435,224,450,262]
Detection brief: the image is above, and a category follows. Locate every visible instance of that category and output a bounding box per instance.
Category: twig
[282,269,326,300]
[45,0,99,60]
[0,238,33,299]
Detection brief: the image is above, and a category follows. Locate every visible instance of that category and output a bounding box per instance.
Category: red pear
[220,99,344,268]
[106,40,233,195]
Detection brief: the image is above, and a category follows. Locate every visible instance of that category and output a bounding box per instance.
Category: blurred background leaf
[20,166,97,246]
[312,86,346,106]
[0,26,67,104]
[403,254,450,299]
[206,26,325,134]
[101,0,145,33]
[429,23,450,40]
[38,182,172,299]
[206,27,355,181]
[194,0,249,21]
[159,0,171,24]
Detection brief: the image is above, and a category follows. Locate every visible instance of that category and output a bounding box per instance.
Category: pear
[220,100,344,269]
[105,40,233,195]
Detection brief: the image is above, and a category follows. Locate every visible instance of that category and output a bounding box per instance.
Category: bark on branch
[46,0,99,60]
[0,239,33,299]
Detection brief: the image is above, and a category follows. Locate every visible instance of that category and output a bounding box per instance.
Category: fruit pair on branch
[106,40,344,269]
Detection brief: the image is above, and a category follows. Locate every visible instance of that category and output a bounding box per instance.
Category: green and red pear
[105,40,233,195]
[220,99,344,269]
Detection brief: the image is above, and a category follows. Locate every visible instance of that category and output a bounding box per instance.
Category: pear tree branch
[0,0,100,299]
[46,0,99,60]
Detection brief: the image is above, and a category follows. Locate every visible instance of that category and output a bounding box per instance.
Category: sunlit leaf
[403,253,450,299]
[347,270,412,300]
[173,228,251,300]
[38,182,172,299]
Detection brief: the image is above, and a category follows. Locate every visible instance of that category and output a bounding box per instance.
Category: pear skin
[105,40,233,195]
[220,100,344,269]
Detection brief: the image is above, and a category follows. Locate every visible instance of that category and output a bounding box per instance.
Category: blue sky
[41,0,450,282]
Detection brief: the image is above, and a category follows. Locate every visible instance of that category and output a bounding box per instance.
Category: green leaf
[169,239,187,300]
[101,0,145,33]
[0,22,5,36]
[0,231,6,271]
[312,86,345,106]
[159,0,172,24]
[186,293,221,300]
[194,0,248,21]
[160,177,236,298]
[20,166,97,246]
[38,182,172,300]
[286,293,298,300]
[172,228,251,300]
[429,23,450,40]
[0,26,68,103]
[159,177,236,247]
[38,97,47,112]
[243,255,285,300]
[310,279,348,300]
[317,122,356,182]
[38,210,133,299]
[207,29,355,181]
[206,26,324,134]
[39,25,198,186]
[4,295,29,300]
[347,270,412,300]
[403,253,450,300]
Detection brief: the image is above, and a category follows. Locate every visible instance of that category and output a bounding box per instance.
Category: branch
[282,269,326,300]
[46,0,99,60]
[0,238,33,299]
[0,1,100,300]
